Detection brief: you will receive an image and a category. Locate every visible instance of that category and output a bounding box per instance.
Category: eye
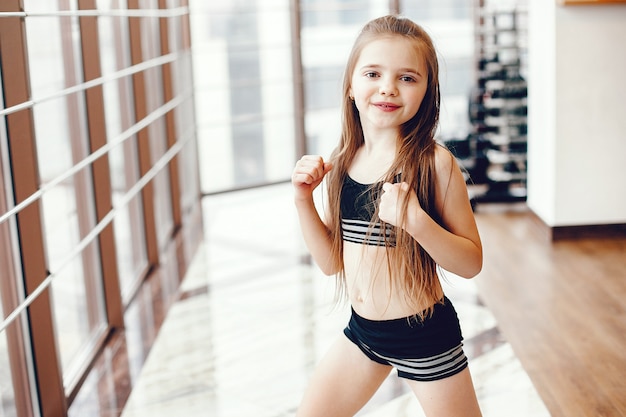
[400,75,416,83]
[364,71,379,78]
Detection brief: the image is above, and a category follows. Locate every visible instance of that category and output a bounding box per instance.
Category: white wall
[527,2,626,227]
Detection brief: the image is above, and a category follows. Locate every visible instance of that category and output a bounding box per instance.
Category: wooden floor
[473,204,626,417]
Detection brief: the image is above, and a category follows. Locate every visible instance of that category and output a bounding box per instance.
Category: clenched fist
[292,155,333,201]
[378,181,419,228]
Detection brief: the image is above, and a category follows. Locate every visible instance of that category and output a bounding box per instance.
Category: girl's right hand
[291,155,333,200]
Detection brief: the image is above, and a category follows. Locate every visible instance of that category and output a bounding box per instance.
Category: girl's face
[349,36,428,135]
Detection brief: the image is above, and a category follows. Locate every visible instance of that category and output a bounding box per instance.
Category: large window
[0,1,201,415]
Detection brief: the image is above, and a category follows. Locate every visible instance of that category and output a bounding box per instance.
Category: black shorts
[343,296,468,381]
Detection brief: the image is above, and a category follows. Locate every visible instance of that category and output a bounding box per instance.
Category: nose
[379,77,397,96]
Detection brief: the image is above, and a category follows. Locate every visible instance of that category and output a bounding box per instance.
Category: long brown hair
[325,15,443,318]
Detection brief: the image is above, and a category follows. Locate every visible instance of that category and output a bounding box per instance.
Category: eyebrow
[359,64,423,77]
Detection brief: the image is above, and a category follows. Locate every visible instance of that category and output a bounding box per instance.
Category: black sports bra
[340,175,397,246]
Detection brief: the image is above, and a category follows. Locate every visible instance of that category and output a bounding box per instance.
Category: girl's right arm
[291,155,337,275]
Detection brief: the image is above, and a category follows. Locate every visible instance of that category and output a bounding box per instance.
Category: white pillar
[527,1,626,227]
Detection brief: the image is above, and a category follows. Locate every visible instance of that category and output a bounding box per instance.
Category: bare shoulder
[432,143,469,214]
[433,143,460,185]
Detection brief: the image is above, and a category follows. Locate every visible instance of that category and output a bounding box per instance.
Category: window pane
[139,12,175,250]
[400,0,472,20]
[301,0,387,27]
[190,0,296,193]
[172,53,201,211]
[39,170,107,378]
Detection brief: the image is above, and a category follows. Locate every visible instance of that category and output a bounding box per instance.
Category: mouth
[373,102,400,111]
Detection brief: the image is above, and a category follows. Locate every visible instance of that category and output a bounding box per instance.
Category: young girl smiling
[292,15,483,417]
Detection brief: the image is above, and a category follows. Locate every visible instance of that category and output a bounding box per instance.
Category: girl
[291,15,483,417]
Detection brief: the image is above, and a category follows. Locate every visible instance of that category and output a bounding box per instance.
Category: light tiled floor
[120,184,550,417]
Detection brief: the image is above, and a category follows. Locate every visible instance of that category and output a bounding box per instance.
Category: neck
[361,129,398,156]
[350,135,398,183]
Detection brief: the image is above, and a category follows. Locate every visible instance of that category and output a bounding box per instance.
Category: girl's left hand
[378,182,419,228]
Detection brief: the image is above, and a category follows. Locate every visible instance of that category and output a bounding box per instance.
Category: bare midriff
[343,241,443,321]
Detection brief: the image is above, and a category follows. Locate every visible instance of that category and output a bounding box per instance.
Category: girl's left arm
[411,146,482,277]
[381,146,482,278]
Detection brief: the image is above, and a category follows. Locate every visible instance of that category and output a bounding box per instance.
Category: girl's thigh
[405,367,482,417]
[296,335,392,417]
